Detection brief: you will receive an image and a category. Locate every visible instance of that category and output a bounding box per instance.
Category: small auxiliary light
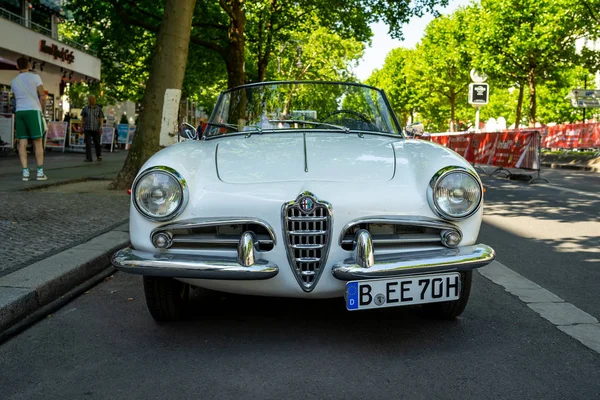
[152,232,172,249]
[442,230,461,248]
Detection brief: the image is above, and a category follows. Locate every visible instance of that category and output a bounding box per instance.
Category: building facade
[0,0,101,121]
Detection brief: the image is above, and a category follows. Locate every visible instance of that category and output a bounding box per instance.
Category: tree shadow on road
[481,176,599,223]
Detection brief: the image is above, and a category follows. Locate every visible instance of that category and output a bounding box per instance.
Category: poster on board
[101,126,115,152]
[117,124,129,144]
[45,121,68,151]
[0,113,13,148]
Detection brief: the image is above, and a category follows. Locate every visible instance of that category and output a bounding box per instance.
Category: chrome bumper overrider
[331,244,495,281]
[111,248,279,280]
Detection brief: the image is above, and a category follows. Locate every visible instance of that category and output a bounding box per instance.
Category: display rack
[0,113,14,148]
[0,90,12,114]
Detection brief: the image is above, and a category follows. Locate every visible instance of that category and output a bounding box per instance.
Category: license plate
[345,273,461,311]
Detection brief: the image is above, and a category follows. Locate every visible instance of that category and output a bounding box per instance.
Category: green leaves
[368,0,600,130]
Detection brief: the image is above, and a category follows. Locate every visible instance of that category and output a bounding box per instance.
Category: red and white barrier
[542,123,600,149]
[424,130,541,170]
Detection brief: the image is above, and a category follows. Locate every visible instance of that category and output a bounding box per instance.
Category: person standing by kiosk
[80,95,104,162]
[10,56,47,181]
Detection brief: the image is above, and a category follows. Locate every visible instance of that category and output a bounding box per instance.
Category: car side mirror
[405,122,424,138]
[179,122,197,140]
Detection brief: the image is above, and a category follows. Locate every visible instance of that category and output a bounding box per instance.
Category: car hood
[215,132,397,184]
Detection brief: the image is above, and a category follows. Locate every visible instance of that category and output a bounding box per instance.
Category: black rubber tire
[143,276,191,322]
[421,271,473,320]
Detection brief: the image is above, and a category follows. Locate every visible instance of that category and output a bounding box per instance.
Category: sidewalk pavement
[0,149,131,340]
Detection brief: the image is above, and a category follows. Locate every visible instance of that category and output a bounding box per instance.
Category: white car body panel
[128,134,483,298]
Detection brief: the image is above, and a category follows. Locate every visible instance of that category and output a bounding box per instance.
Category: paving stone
[0,191,130,278]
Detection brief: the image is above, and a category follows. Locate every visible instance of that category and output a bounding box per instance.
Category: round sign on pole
[470,69,488,83]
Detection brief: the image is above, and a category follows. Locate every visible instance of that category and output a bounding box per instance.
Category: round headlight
[132,167,187,221]
[430,167,482,220]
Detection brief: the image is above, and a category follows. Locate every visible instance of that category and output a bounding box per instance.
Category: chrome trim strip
[151,217,277,247]
[338,216,462,246]
[303,132,309,173]
[131,166,189,222]
[427,166,483,221]
[282,191,333,292]
[111,247,278,280]
[332,244,495,281]
[172,236,273,246]
[215,142,223,181]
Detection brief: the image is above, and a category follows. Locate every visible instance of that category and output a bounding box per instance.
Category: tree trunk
[225,0,247,88]
[527,67,536,126]
[257,0,277,82]
[110,0,196,190]
[515,83,524,129]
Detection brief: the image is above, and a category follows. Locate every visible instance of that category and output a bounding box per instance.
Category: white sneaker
[22,169,30,181]
[36,171,48,181]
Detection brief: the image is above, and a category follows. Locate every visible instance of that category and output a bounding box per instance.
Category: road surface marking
[478,261,600,354]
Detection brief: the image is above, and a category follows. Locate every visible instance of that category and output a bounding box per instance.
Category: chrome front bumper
[111,248,279,280]
[112,244,494,282]
[331,244,495,281]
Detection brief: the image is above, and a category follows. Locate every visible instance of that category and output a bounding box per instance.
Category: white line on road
[478,261,600,355]
[535,184,600,199]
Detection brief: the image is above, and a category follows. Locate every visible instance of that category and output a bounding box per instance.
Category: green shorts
[15,110,44,140]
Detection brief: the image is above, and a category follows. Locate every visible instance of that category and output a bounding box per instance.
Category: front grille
[339,218,461,252]
[283,193,332,291]
[151,218,275,252]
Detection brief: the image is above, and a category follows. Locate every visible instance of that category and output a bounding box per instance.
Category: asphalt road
[1,168,599,400]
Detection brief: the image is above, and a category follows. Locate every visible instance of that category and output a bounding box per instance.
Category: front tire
[422,271,472,320]
[143,276,190,322]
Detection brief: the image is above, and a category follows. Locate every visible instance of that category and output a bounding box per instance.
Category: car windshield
[205,81,401,137]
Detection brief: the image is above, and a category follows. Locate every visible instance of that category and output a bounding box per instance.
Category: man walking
[80,95,104,162]
[10,56,47,181]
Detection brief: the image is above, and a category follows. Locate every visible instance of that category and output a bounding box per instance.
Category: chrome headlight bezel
[427,166,482,221]
[132,166,189,222]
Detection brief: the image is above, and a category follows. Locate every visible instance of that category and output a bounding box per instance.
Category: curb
[0,227,129,341]
[541,162,600,173]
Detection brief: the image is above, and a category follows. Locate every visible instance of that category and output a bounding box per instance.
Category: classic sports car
[112,81,495,321]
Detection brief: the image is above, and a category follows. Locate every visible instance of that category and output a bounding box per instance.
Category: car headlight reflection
[430,167,482,220]
[133,167,187,221]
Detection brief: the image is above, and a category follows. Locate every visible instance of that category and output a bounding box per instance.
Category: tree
[65,0,450,89]
[110,0,197,189]
[412,9,474,131]
[366,48,420,127]
[472,0,600,126]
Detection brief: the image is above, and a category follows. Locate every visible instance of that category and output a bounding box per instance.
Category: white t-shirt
[10,72,43,112]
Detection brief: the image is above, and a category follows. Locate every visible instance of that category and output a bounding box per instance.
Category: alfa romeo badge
[299,196,315,213]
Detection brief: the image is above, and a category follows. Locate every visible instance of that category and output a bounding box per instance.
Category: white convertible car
[112,81,495,321]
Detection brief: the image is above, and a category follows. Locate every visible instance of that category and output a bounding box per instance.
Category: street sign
[569,89,600,108]
[469,83,489,105]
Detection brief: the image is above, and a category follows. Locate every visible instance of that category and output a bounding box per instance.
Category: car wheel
[422,271,472,320]
[143,276,190,322]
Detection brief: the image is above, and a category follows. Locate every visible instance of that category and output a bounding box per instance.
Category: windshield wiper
[269,119,350,133]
